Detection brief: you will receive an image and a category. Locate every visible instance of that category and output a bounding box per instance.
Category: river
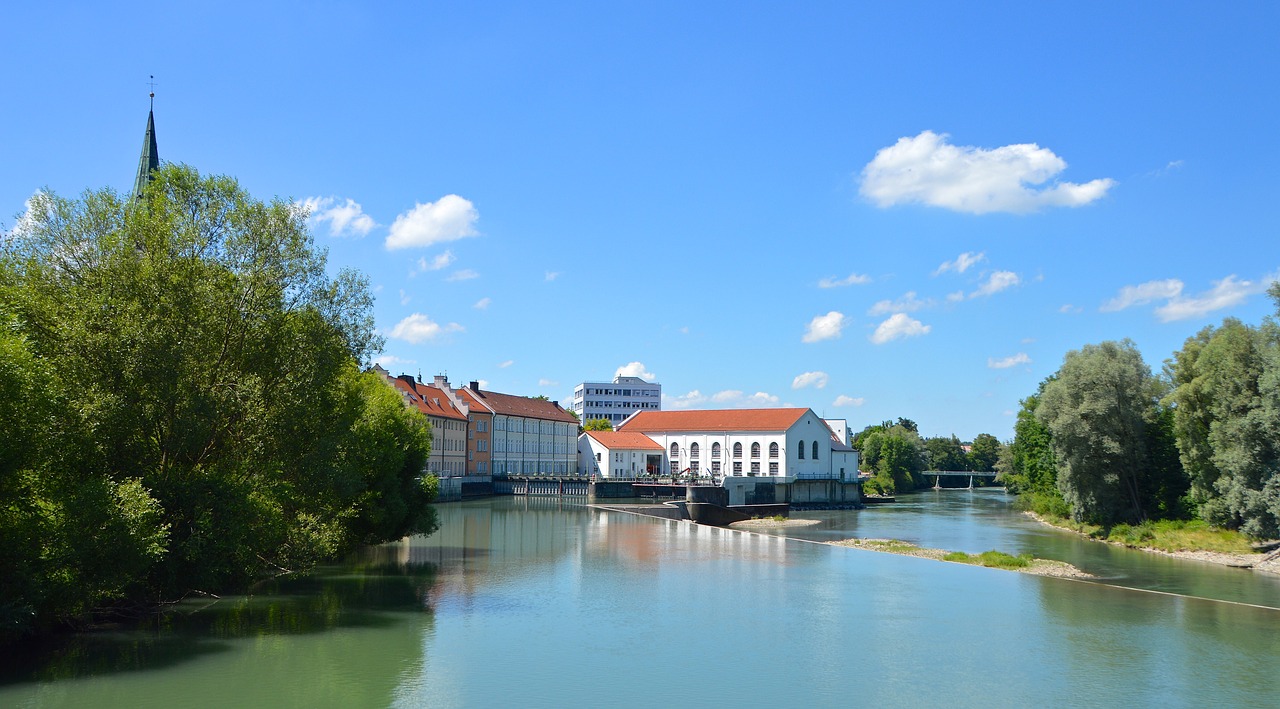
[2,490,1279,707]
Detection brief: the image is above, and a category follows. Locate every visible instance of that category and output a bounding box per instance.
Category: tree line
[998,286,1280,538]
[1,166,438,641]
[853,417,1004,495]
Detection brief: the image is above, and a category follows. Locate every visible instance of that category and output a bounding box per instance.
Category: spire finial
[147,75,157,109]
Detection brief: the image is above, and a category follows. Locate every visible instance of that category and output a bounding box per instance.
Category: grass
[1031,512,1259,555]
[943,550,1033,570]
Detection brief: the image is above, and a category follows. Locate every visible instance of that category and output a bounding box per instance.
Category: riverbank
[1025,512,1280,575]
[832,538,1094,579]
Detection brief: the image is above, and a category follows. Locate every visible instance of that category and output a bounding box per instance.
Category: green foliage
[1036,340,1184,525]
[924,435,968,471]
[856,423,925,493]
[967,433,1002,473]
[584,418,613,431]
[1166,315,1280,538]
[0,166,435,637]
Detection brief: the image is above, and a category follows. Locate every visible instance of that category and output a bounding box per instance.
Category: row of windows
[671,441,777,460]
[578,388,659,397]
[669,441,820,461]
[581,401,659,410]
[493,418,575,435]
[494,440,571,454]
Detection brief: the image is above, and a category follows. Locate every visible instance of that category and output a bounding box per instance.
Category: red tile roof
[390,378,468,421]
[619,409,810,432]
[460,387,579,424]
[584,430,663,450]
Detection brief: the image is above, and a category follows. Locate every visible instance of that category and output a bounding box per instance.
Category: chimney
[469,381,480,391]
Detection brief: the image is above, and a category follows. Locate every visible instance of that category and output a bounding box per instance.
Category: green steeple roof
[131,96,159,201]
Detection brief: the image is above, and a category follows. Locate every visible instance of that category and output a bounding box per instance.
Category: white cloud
[1059,303,1082,314]
[446,269,479,282]
[498,360,514,369]
[538,378,557,387]
[868,291,933,316]
[385,194,479,250]
[803,311,848,343]
[833,395,865,407]
[415,250,455,274]
[859,131,1115,214]
[615,361,657,380]
[988,352,1031,369]
[476,379,490,389]
[946,290,965,303]
[711,390,782,408]
[1155,274,1275,322]
[1100,278,1184,312]
[398,289,411,306]
[870,313,931,344]
[663,388,781,410]
[934,251,986,276]
[373,354,417,370]
[792,371,829,390]
[299,196,377,237]
[818,273,872,288]
[545,271,561,281]
[473,297,491,310]
[665,390,708,410]
[389,313,463,344]
[970,270,1021,298]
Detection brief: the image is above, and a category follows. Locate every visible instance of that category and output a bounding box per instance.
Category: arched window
[797,440,805,459]
[733,443,742,459]
[751,442,761,459]
[712,442,721,459]
[670,442,679,459]
[812,441,819,460]
[690,443,700,459]
[769,442,779,458]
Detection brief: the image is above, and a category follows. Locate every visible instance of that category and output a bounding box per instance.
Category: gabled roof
[390,378,468,421]
[619,408,810,433]
[460,387,578,424]
[583,430,663,450]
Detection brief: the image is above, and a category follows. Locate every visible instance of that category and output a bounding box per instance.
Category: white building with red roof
[616,408,857,482]
[578,430,666,479]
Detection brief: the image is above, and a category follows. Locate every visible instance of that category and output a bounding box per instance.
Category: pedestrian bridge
[922,470,998,489]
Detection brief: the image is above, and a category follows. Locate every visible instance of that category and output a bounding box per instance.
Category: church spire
[131,78,159,202]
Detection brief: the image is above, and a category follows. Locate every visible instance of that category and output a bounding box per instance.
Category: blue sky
[4,2,1278,440]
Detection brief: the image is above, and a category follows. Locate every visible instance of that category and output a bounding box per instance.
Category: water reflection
[0,552,439,708]
[765,488,1280,608]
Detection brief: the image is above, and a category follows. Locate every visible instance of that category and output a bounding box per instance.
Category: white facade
[490,415,578,476]
[577,433,663,479]
[571,375,661,426]
[619,409,859,483]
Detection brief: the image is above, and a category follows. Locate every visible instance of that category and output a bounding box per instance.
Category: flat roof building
[571,375,661,428]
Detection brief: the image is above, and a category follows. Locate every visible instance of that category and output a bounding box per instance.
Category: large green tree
[584,418,613,431]
[967,433,1002,473]
[0,166,436,634]
[1036,340,1184,525]
[924,435,968,471]
[854,422,925,495]
[1166,291,1280,537]
[996,392,1067,515]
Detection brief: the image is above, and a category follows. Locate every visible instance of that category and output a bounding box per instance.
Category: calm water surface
[3,492,1279,708]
